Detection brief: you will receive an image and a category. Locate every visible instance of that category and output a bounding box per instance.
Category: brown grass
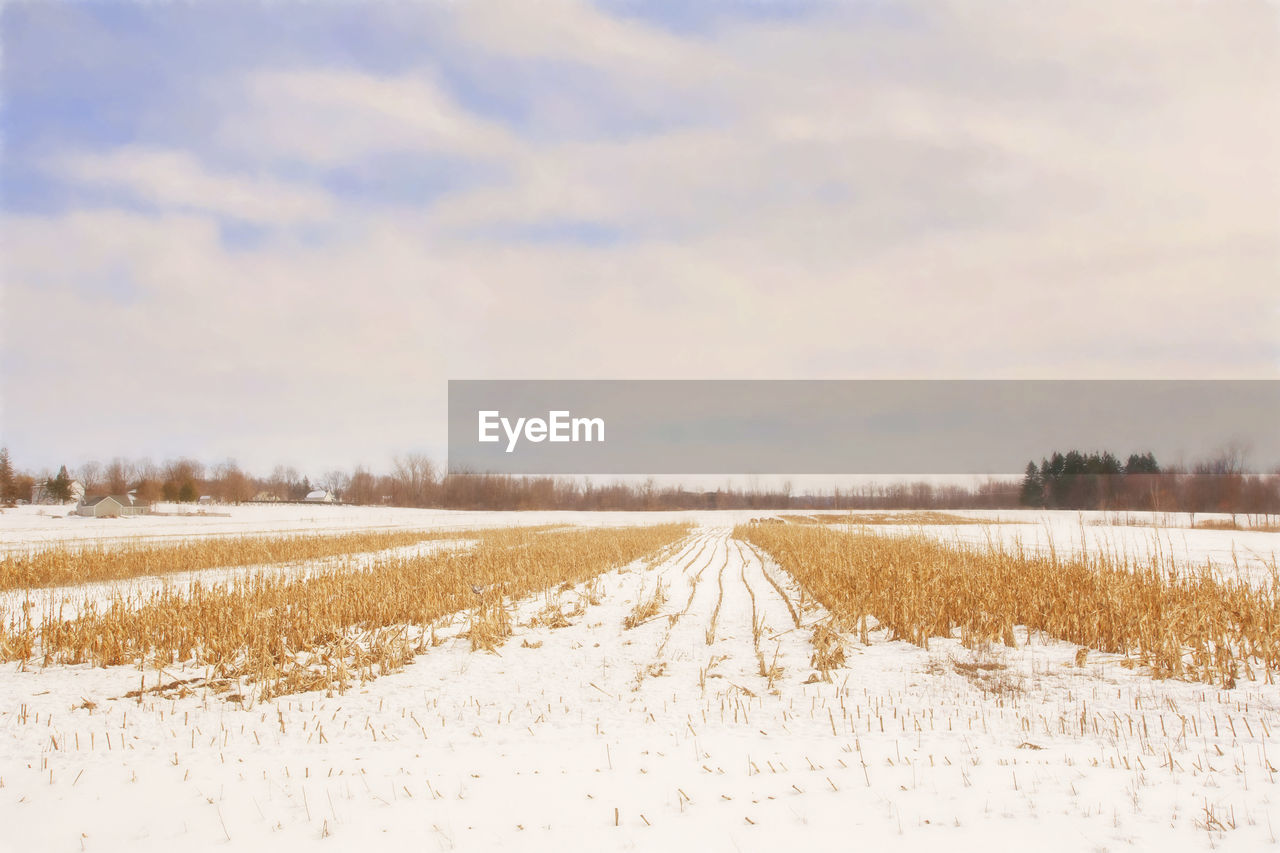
[1,523,691,699]
[0,528,485,590]
[809,620,846,675]
[946,648,1024,696]
[624,579,668,629]
[527,597,580,629]
[789,511,1012,526]
[738,523,1280,687]
[466,589,514,652]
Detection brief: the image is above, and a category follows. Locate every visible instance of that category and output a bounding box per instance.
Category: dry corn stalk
[739,523,1279,687]
[1,523,691,700]
[0,528,486,590]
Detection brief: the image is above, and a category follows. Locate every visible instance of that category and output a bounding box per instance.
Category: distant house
[304,489,336,503]
[75,494,150,518]
[32,479,86,505]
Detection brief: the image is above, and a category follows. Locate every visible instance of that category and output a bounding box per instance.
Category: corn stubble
[1,524,690,700]
[788,511,997,526]
[0,529,479,590]
[624,579,668,630]
[739,524,1280,687]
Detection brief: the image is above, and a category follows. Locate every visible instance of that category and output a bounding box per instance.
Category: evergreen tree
[1125,452,1160,475]
[49,465,72,502]
[178,481,197,502]
[1042,452,1066,507]
[1087,452,1122,476]
[1019,461,1043,507]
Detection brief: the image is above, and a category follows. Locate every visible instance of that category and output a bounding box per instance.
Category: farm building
[304,489,336,503]
[75,494,151,518]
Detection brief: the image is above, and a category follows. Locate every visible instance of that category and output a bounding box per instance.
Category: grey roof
[82,495,133,507]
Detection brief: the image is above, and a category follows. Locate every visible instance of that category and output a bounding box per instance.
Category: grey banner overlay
[447,380,1280,475]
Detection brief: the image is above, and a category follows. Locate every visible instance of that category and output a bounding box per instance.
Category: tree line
[1019,447,1279,515]
[1,446,1277,515]
[0,449,1023,510]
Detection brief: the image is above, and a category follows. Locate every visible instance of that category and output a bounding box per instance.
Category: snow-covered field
[4,504,1274,571]
[828,509,1280,589]
[1,507,1278,851]
[0,503,705,552]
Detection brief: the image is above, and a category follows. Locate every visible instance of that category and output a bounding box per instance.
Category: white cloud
[5,0,1277,471]
[448,0,724,82]
[52,148,336,224]
[223,68,521,166]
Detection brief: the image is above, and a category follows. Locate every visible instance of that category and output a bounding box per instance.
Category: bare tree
[346,467,378,505]
[320,470,350,500]
[104,458,130,494]
[0,447,15,504]
[78,460,102,494]
[163,458,205,502]
[392,453,436,506]
[213,459,254,503]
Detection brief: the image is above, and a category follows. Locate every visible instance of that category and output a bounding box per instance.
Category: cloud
[222,68,521,167]
[449,0,723,79]
[51,147,335,224]
[2,0,1276,472]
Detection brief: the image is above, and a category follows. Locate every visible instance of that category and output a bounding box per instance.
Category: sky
[1,0,1277,476]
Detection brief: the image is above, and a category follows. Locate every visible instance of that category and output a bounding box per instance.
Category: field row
[0,527,503,590]
[1,524,690,700]
[740,523,1280,687]
[5,521,1279,697]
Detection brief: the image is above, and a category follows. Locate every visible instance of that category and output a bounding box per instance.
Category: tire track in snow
[621,532,732,693]
[616,532,722,692]
[703,546,729,645]
[737,538,805,628]
[704,537,829,695]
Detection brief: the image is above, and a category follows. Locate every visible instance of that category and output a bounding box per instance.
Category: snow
[0,503,709,553]
[2,505,1274,577]
[0,509,1278,851]
[828,509,1280,589]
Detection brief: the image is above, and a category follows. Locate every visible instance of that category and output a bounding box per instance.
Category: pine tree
[49,464,72,502]
[1019,461,1043,507]
[1125,452,1160,475]
[1043,452,1066,507]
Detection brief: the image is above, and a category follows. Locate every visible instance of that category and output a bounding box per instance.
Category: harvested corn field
[739,522,1280,685]
[0,527,480,590]
[0,507,1277,852]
